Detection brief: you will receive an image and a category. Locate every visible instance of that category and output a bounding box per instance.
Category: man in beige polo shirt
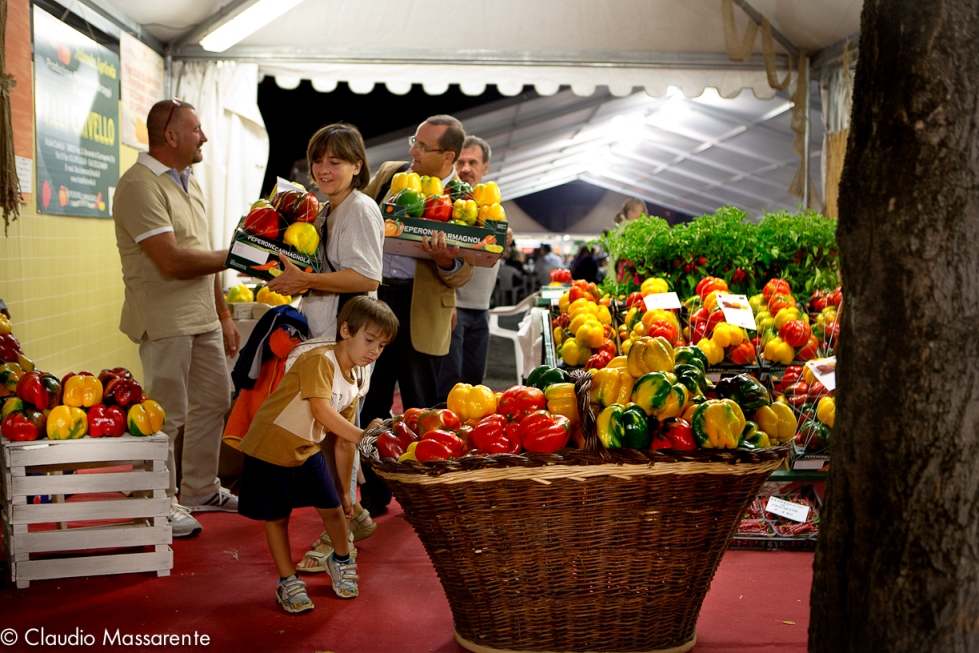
[113,99,240,538]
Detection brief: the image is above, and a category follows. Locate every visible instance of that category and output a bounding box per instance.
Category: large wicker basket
[360,373,787,653]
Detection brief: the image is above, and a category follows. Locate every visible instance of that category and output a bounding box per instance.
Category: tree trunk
[809,2,979,651]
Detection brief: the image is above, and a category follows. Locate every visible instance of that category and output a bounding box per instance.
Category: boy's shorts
[238,452,341,521]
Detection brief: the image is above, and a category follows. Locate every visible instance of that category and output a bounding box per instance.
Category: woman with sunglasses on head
[266,123,385,568]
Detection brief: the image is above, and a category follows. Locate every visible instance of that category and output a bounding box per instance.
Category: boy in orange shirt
[237,296,397,613]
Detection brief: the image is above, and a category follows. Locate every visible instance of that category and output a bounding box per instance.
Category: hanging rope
[0,0,21,235]
[761,18,792,90]
[721,0,758,62]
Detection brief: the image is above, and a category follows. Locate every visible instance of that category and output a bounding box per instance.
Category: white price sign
[765,496,810,523]
[716,293,756,330]
[805,357,837,391]
[643,292,682,311]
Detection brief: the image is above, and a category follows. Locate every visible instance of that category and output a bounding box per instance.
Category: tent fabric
[173,61,270,283]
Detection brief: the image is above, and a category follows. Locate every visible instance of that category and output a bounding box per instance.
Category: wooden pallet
[0,434,173,588]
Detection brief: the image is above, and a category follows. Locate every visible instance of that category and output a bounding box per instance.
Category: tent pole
[803,55,811,210]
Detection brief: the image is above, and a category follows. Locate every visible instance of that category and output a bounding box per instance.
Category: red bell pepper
[417,409,461,436]
[795,335,819,361]
[727,340,757,365]
[423,195,453,222]
[624,292,644,309]
[471,414,515,454]
[518,411,570,454]
[400,408,424,434]
[415,438,454,462]
[98,367,134,388]
[809,289,828,312]
[763,278,791,299]
[549,269,571,284]
[422,429,464,456]
[585,349,614,370]
[0,334,21,363]
[826,286,843,307]
[376,430,407,460]
[103,378,144,409]
[1,407,45,441]
[779,320,812,348]
[783,381,810,407]
[777,366,803,393]
[88,403,127,437]
[16,371,62,411]
[498,386,546,423]
[393,420,419,449]
[242,202,282,240]
[651,417,697,451]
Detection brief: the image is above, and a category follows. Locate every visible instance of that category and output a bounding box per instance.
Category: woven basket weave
[360,372,787,653]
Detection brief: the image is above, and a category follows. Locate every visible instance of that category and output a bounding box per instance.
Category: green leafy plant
[600,207,839,300]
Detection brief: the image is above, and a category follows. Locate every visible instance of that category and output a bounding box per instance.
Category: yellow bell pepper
[774,307,808,329]
[283,222,321,256]
[0,314,11,335]
[596,304,612,326]
[567,298,597,319]
[128,400,166,436]
[472,181,501,206]
[391,171,421,194]
[763,336,795,365]
[692,398,746,449]
[816,396,836,428]
[256,286,292,306]
[575,321,605,349]
[558,293,570,314]
[626,336,674,378]
[569,312,599,336]
[225,284,254,303]
[446,383,497,423]
[755,310,775,334]
[748,294,766,315]
[452,198,479,224]
[62,375,104,408]
[711,322,745,349]
[544,382,579,425]
[398,440,419,462]
[621,338,634,355]
[642,309,680,333]
[477,202,506,224]
[640,277,669,296]
[419,175,443,197]
[703,291,721,313]
[47,405,88,440]
[589,366,635,408]
[560,339,590,367]
[553,326,565,345]
[753,403,797,443]
[696,337,724,366]
[623,306,640,331]
[607,355,627,369]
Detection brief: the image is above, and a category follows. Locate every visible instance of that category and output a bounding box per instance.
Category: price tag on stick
[765,496,810,523]
[805,357,837,391]
[716,293,757,330]
[643,292,682,311]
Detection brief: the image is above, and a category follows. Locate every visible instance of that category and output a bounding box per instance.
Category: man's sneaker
[349,508,377,542]
[182,487,238,513]
[276,575,313,614]
[325,552,359,598]
[169,503,202,538]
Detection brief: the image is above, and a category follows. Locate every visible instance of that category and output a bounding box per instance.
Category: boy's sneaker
[349,508,377,541]
[168,503,202,538]
[182,487,238,513]
[276,575,313,614]
[325,552,359,598]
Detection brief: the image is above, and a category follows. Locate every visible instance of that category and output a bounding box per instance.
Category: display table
[0,434,172,588]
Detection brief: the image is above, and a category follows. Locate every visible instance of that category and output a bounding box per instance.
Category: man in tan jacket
[360,115,473,430]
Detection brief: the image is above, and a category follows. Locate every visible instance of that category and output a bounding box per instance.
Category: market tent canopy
[364,85,824,219]
[87,0,861,100]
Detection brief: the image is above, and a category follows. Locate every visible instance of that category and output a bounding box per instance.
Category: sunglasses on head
[162,98,181,134]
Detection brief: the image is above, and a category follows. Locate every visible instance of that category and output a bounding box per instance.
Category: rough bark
[809,1,979,651]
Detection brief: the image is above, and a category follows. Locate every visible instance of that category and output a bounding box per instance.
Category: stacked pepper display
[807,286,842,355]
[0,335,167,443]
[383,174,507,227]
[771,364,835,455]
[552,281,616,369]
[749,278,821,365]
[677,276,757,368]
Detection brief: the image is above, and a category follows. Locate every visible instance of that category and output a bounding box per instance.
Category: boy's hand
[367,418,385,431]
[341,493,354,519]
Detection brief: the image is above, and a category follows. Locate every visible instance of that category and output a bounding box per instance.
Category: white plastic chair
[488,294,540,385]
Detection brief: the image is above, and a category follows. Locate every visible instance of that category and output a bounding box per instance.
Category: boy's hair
[306,122,371,190]
[337,296,399,342]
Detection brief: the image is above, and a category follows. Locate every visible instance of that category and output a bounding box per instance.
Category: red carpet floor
[0,496,811,653]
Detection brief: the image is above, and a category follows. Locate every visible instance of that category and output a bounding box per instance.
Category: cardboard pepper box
[382,215,507,268]
[225,224,321,282]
